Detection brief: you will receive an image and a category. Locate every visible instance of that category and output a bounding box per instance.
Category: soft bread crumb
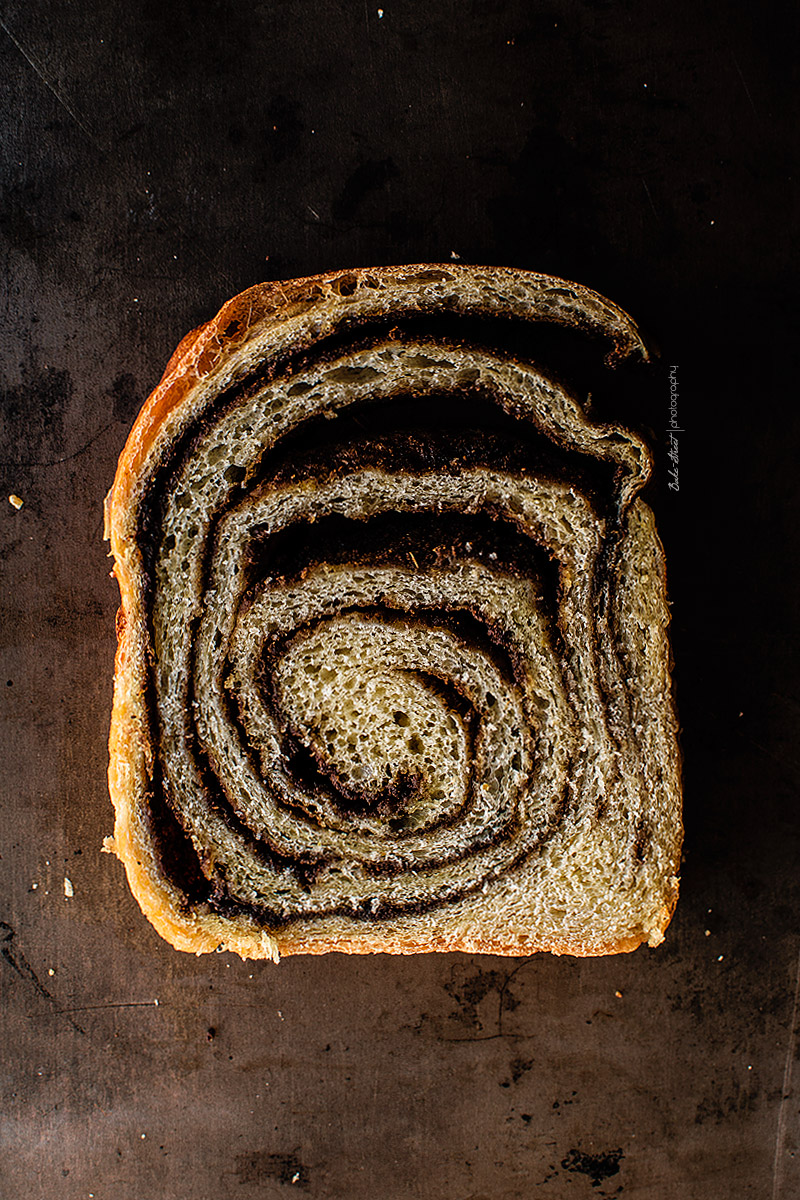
[105,265,680,958]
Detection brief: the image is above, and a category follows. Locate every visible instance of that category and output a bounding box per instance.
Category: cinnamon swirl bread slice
[104,265,682,958]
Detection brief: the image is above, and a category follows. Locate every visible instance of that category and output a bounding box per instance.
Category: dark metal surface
[1,3,798,1197]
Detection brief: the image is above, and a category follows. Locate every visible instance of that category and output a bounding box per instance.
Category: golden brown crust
[106,265,647,543]
[106,264,679,960]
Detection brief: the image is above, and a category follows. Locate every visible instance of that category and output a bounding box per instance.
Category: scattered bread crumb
[63,877,74,898]
[8,494,23,509]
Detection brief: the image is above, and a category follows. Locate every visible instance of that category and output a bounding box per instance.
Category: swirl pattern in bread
[105,265,681,958]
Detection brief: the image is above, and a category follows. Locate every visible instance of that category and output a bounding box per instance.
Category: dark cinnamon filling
[147,508,588,919]
[131,322,635,925]
[201,790,572,930]
[258,395,616,508]
[240,509,561,609]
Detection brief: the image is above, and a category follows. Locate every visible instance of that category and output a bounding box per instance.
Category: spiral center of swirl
[276,620,471,822]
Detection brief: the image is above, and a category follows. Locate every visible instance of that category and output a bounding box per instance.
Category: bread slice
[104,265,682,959]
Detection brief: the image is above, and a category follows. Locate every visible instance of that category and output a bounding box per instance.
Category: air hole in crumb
[393,711,410,727]
[324,365,382,385]
[332,273,358,296]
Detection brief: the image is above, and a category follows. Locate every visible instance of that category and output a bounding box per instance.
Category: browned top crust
[105,264,647,543]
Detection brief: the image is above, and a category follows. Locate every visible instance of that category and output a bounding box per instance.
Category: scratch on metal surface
[361,0,375,72]
[0,17,104,150]
[439,957,537,1043]
[731,51,758,116]
[641,177,659,221]
[0,922,85,1035]
[193,241,236,294]
[0,420,114,469]
[57,1000,160,1014]
[772,946,800,1200]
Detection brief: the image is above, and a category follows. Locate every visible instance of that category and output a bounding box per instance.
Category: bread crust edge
[105,265,676,961]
